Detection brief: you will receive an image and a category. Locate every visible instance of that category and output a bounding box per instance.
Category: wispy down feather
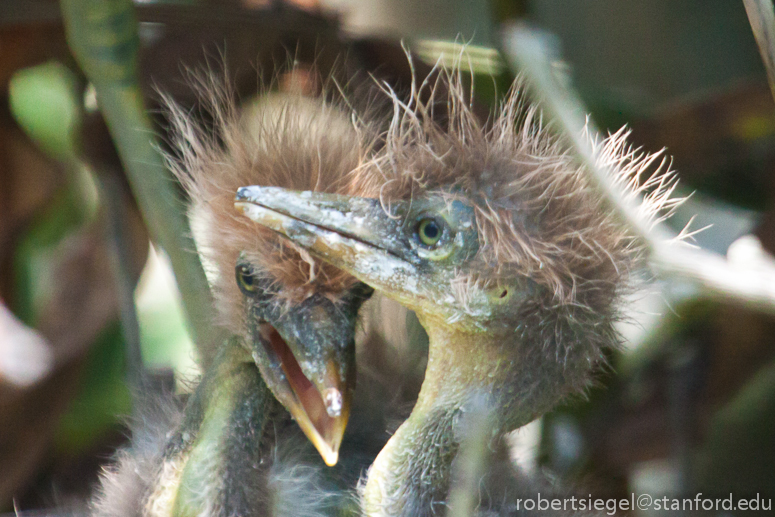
[162,73,378,333]
[351,68,680,309]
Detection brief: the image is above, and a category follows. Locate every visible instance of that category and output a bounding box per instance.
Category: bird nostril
[235,186,250,201]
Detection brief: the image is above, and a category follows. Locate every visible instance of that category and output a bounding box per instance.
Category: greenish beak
[234,186,422,307]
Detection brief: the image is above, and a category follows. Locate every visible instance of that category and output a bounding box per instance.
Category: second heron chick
[164,76,378,466]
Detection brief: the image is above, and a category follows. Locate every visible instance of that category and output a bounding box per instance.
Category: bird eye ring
[416,217,444,247]
[236,264,257,293]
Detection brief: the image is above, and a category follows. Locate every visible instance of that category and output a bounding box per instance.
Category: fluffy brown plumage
[163,76,376,332]
[354,75,677,307]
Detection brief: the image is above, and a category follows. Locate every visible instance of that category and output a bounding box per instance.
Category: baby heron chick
[165,79,375,466]
[237,77,675,515]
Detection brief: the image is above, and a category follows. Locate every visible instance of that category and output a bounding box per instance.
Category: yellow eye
[236,264,257,293]
[417,218,443,247]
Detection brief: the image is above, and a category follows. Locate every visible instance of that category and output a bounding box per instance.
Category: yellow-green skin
[147,340,276,517]
[141,336,368,517]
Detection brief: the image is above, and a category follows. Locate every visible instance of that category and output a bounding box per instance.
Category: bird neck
[361,321,532,517]
[147,339,279,517]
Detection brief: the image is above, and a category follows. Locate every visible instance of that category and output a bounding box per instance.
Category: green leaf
[9,61,82,163]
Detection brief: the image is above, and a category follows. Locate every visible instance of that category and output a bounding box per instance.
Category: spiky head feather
[163,75,375,333]
[357,74,677,300]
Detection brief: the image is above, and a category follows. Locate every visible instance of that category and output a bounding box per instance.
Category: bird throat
[362,326,507,516]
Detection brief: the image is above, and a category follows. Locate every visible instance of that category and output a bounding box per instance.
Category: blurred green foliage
[9,61,82,164]
[54,322,132,455]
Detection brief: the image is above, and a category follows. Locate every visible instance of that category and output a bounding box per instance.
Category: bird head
[235,74,673,431]
[165,80,377,466]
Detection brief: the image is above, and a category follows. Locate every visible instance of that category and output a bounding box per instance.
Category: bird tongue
[261,325,336,440]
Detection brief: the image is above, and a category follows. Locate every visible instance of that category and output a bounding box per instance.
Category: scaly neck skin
[362,319,533,517]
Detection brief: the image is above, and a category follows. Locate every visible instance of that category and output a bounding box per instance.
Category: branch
[60,0,224,365]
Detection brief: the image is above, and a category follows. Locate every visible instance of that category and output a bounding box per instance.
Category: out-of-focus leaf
[694,358,775,509]
[54,321,131,455]
[12,188,85,325]
[8,61,81,164]
[135,249,197,376]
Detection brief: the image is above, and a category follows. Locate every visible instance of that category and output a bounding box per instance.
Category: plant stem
[60,0,223,365]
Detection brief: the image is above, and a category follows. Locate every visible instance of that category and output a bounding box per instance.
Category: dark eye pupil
[423,221,439,239]
[417,218,443,246]
[238,265,255,290]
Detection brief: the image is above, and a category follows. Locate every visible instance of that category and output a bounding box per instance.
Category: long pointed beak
[234,186,420,305]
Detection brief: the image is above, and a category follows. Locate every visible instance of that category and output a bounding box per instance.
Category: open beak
[234,186,420,305]
[253,318,351,466]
